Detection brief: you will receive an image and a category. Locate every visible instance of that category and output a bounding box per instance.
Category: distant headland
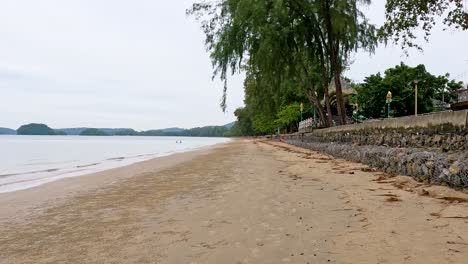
[0,122,236,137]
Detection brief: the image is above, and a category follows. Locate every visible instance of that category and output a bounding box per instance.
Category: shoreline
[0,136,230,194]
[0,142,226,224]
[1,139,468,263]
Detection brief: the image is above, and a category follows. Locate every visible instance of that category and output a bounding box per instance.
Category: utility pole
[414,80,419,116]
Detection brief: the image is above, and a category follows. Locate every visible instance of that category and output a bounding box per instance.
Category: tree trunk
[319,54,332,127]
[305,84,328,128]
[324,91,333,125]
[323,0,346,125]
[333,68,347,125]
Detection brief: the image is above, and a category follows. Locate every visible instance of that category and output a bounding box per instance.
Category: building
[450,88,468,111]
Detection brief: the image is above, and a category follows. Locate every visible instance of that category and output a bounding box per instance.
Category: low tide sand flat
[1,139,468,263]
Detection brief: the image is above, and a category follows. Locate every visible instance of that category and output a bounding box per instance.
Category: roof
[328,77,356,96]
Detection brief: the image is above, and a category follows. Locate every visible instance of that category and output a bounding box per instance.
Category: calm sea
[0,135,230,193]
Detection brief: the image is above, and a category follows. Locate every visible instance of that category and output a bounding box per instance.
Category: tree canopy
[355,63,464,118]
[187,1,466,136]
[380,0,468,50]
[188,0,377,126]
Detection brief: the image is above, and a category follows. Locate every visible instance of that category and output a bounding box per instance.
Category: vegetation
[355,63,464,118]
[54,130,67,135]
[56,128,139,136]
[188,0,377,127]
[14,125,230,137]
[115,129,139,136]
[275,103,302,133]
[380,1,468,51]
[16,123,65,135]
[187,1,466,136]
[80,128,109,136]
[140,126,228,137]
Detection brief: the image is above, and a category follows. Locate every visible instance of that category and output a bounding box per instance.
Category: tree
[188,0,377,127]
[356,63,462,118]
[380,0,468,50]
[316,0,377,125]
[230,107,255,136]
[275,102,301,133]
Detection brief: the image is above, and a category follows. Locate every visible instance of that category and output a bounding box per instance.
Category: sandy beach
[1,139,468,263]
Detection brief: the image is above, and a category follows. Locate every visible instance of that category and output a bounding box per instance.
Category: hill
[0,127,16,135]
[224,121,236,129]
[14,123,234,137]
[56,128,134,135]
[160,127,185,133]
[139,126,228,137]
[79,128,109,136]
[17,123,65,135]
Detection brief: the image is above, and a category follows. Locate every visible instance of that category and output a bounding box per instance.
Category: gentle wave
[0,168,60,178]
[76,163,100,168]
[0,136,230,193]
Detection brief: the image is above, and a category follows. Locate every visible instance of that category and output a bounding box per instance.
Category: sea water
[0,135,230,193]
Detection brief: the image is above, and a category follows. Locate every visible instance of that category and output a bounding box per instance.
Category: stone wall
[301,110,468,152]
[284,110,468,188]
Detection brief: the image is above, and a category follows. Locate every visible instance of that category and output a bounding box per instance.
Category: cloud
[0,0,465,130]
[0,0,245,130]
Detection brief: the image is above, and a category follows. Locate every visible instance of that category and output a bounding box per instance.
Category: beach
[1,139,468,263]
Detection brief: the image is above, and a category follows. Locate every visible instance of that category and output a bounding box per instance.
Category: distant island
[79,128,109,136]
[9,122,237,137]
[0,127,16,135]
[16,123,66,135]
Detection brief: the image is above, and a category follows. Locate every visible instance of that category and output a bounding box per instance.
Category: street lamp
[414,80,419,116]
[386,91,392,118]
[300,102,304,121]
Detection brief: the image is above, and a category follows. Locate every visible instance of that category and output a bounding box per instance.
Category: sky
[0,1,467,130]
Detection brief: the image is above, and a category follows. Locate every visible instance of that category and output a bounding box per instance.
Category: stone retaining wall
[285,140,468,188]
[284,110,468,188]
[302,110,468,152]
[300,127,467,152]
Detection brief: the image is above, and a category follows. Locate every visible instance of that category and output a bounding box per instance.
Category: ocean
[0,135,230,193]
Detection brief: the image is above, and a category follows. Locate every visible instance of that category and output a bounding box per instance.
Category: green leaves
[379,0,468,51]
[275,102,301,132]
[356,63,462,118]
[188,0,377,133]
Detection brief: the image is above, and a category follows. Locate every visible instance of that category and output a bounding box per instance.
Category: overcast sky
[0,1,467,130]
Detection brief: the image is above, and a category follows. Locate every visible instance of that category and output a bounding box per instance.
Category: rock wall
[301,127,467,152]
[284,110,468,188]
[304,110,468,152]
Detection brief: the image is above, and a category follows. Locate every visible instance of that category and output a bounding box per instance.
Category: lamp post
[300,103,304,121]
[386,91,392,118]
[414,80,419,116]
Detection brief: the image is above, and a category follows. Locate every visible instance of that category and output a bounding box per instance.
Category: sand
[1,139,468,263]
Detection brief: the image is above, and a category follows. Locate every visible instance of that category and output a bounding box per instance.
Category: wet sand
[1,139,468,263]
